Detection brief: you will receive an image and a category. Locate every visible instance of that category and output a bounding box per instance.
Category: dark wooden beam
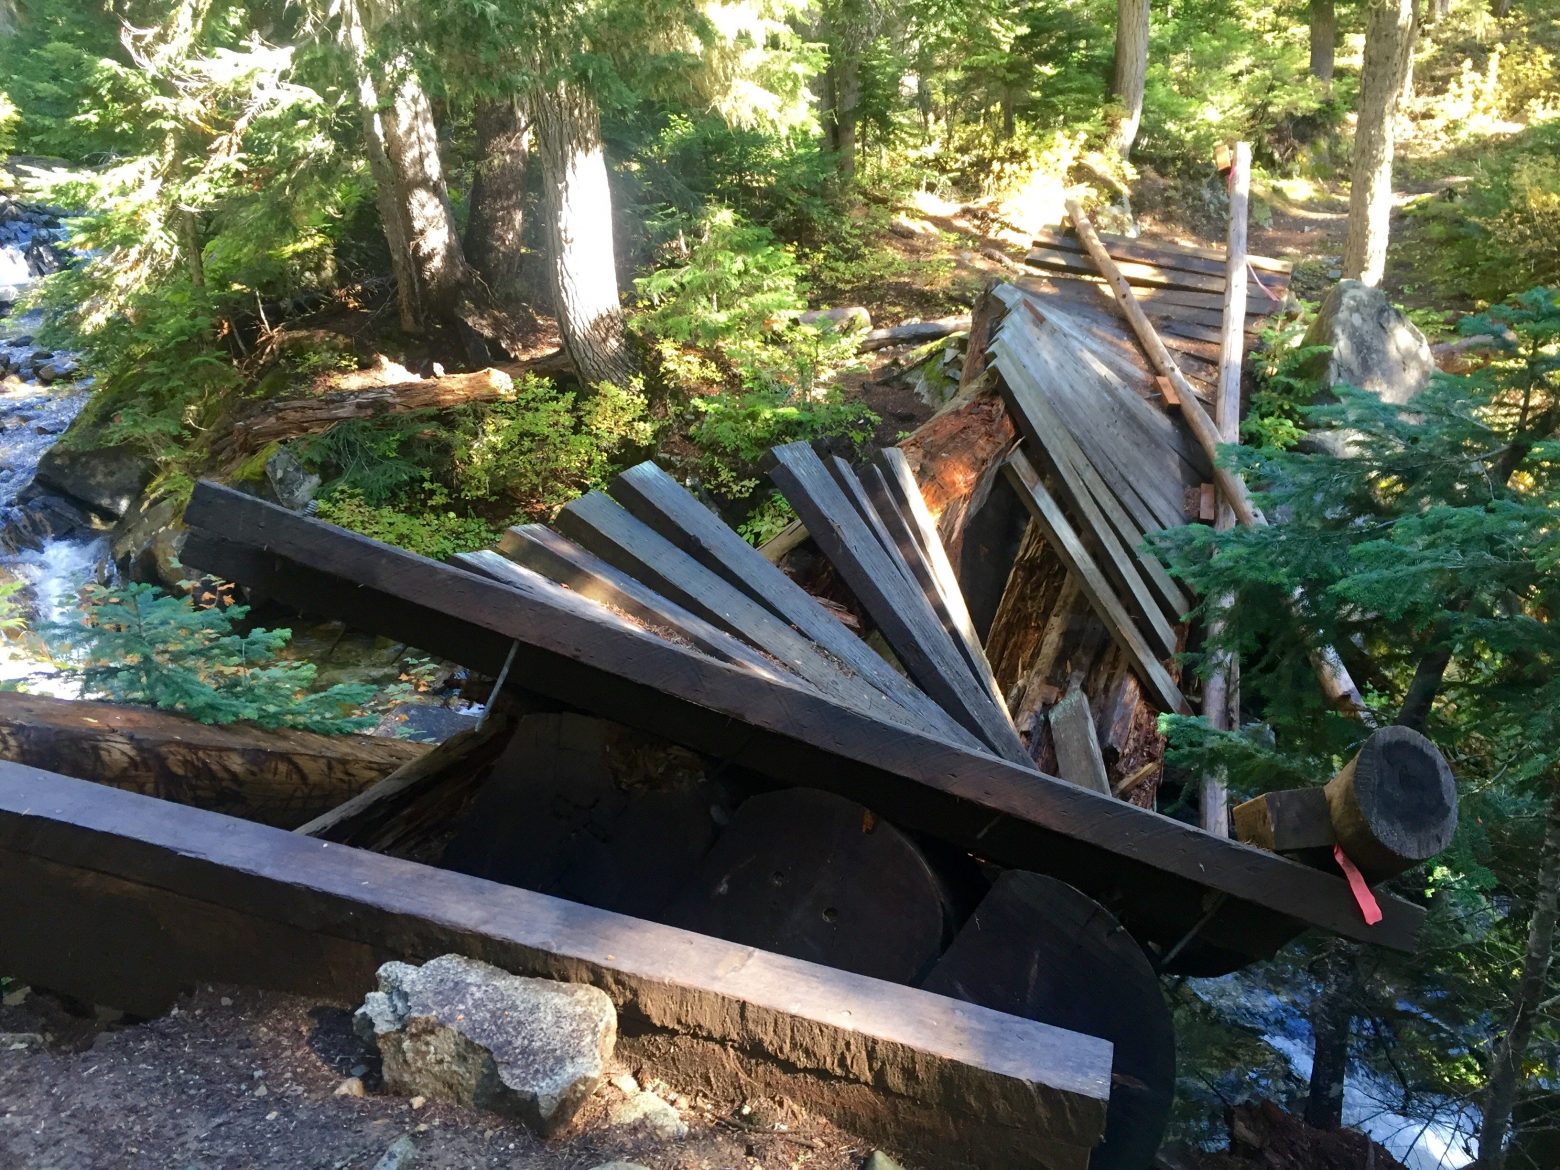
[0,762,1110,1170]
[179,484,1426,960]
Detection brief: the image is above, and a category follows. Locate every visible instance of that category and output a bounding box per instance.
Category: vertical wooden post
[1199,142,1250,836]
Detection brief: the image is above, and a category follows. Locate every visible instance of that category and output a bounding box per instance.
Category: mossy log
[0,692,427,828]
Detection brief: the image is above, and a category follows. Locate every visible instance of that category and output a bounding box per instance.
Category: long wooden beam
[179,483,1424,962]
[0,762,1109,1170]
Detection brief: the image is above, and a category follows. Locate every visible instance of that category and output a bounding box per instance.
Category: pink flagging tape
[1333,844,1384,926]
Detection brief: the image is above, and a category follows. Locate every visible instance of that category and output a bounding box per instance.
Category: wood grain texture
[1048,690,1113,796]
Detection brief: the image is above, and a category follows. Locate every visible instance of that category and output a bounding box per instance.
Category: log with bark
[213,367,515,463]
[0,692,428,828]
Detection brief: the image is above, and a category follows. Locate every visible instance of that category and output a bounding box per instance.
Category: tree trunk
[464,96,531,309]
[822,0,867,181]
[1110,0,1150,159]
[1305,941,1360,1129]
[1342,0,1417,287]
[533,78,634,388]
[1476,788,1560,1170]
[1490,0,1512,16]
[342,0,477,333]
[1310,0,1337,82]
[1401,0,1421,102]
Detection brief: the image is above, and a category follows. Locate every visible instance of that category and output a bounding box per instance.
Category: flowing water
[0,200,102,693]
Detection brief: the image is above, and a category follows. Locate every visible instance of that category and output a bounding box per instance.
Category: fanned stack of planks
[1022,224,1292,401]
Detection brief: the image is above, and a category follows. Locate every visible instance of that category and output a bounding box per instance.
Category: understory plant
[45,583,389,733]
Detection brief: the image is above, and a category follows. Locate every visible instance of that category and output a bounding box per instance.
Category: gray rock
[607,1090,688,1140]
[37,358,79,383]
[864,1154,905,1170]
[264,446,320,511]
[354,954,616,1136]
[110,495,187,591]
[371,1135,417,1170]
[1301,280,1433,454]
[33,442,155,518]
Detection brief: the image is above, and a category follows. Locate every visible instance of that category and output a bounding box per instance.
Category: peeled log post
[1324,725,1457,880]
[1199,141,1251,837]
[1064,198,1374,725]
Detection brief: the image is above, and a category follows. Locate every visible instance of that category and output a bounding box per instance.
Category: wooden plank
[1047,690,1113,796]
[1016,273,1285,320]
[1029,226,1294,276]
[872,448,1010,703]
[487,528,789,678]
[855,462,1011,718]
[1000,452,1188,716]
[552,490,958,740]
[1024,244,1227,295]
[179,484,1427,956]
[0,763,1111,1170]
[1000,311,1194,534]
[767,442,1033,766]
[605,461,974,747]
[1233,787,1334,853]
[991,336,1192,626]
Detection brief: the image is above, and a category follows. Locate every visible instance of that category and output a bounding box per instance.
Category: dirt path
[0,984,876,1170]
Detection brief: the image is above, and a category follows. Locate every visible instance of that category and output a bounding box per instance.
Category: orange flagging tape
[1333,844,1384,926]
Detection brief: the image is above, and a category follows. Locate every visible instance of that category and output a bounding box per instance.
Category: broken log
[1324,726,1457,880]
[666,787,951,984]
[0,691,427,828]
[923,871,1176,1170]
[1232,786,1335,854]
[214,367,515,462]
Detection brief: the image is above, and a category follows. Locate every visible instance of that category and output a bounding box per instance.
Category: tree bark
[464,96,531,309]
[533,77,635,388]
[1476,788,1560,1170]
[1305,940,1361,1129]
[1342,0,1417,288]
[822,0,867,181]
[1110,0,1150,159]
[342,0,477,332]
[1310,0,1337,82]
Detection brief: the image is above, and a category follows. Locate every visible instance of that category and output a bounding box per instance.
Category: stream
[0,198,102,693]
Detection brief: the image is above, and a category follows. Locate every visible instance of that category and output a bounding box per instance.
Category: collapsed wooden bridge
[0,208,1457,1170]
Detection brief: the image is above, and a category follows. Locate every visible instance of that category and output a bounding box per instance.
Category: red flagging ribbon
[1333,844,1383,926]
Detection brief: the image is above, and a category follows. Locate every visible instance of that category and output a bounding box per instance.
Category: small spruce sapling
[45,583,391,734]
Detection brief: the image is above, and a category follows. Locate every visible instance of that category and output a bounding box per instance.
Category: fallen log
[213,367,516,462]
[859,314,972,352]
[0,691,427,828]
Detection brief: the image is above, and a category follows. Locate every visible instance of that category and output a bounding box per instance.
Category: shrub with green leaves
[0,581,25,635]
[44,583,390,733]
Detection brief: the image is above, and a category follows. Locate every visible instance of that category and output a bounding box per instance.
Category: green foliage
[0,581,25,635]
[313,490,503,562]
[1243,308,1331,450]
[44,583,389,733]
[689,384,878,497]
[736,492,797,546]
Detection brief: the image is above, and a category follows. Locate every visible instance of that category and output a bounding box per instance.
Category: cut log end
[1325,726,1457,878]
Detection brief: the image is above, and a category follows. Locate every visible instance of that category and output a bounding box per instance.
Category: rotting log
[178,483,1428,964]
[0,763,1111,1170]
[1324,725,1457,880]
[213,367,515,462]
[0,691,426,828]
[1063,200,1375,725]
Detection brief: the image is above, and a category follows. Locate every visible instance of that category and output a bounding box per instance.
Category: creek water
[0,200,102,692]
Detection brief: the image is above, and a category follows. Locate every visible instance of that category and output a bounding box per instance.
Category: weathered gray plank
[606,461,974,747]
[991,336,1192,625]
[1048,690,1113,796]
[486,528,793,679]
[768,443,1033,766]
[1000,452,1188,716]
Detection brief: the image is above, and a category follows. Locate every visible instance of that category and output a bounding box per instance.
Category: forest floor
[0,983,874,1170]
